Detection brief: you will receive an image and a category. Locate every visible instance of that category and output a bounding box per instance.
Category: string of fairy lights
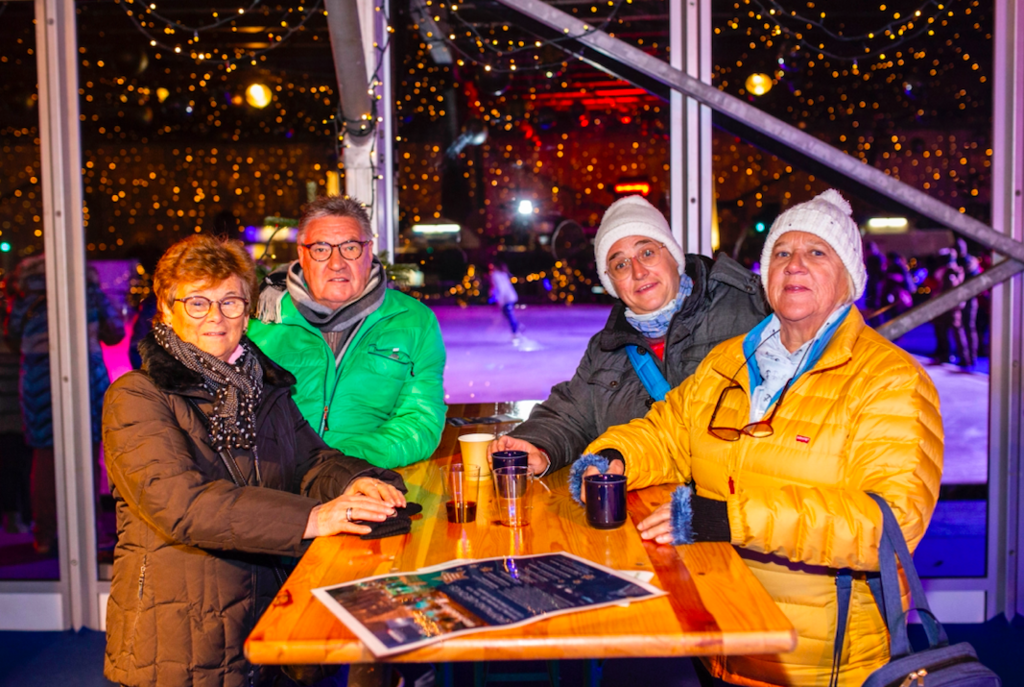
[0,0,995,304]
[116,0,325,69]
[746,0,959,62]
[439,0,630,74]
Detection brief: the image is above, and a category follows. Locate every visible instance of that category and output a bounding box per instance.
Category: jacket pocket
[587,367,626,392]
[366,344,415,379]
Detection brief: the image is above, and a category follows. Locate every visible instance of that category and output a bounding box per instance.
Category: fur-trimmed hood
[137,332,296,394]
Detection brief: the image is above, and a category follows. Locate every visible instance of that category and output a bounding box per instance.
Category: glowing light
[613,182,651,196]
[745,73,773,96]
[245,83,272,108]
[412,223,460,234]
[866,217,909,232]
[156,87,170,103]
[0,242,10,253]
[517,200,534,215]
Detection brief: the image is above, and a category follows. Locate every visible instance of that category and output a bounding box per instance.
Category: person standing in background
[956,237,982,370]
[932,248,971,370]
[0,277,32,534]
[489,261,522,341]
[4,256,124,554]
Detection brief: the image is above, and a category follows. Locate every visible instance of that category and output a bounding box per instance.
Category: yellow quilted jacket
[587,308,943,687]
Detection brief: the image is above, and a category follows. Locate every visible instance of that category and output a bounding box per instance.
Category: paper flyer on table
[311,551,666,657]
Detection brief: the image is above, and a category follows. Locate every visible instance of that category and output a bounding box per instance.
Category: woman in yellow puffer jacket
[576,189,942,687]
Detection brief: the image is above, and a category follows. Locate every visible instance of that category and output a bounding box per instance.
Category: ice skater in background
[489,261,522,341]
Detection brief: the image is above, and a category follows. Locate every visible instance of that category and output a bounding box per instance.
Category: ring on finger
[346,507,353,522]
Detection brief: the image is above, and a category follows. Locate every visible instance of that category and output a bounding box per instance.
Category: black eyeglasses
[173,296,249,320]
[707,330,805,442]
[300,240,372,262]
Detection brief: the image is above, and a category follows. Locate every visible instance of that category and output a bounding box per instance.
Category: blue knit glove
[669,484,695,545]
[569,453,610,505]
[669,484,731,545]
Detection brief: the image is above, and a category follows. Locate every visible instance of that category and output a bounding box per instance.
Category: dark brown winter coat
[102,335,405,687]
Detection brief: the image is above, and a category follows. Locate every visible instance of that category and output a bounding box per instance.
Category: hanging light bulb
[245,83,272,108]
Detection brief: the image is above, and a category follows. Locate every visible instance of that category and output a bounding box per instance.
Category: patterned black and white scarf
[153,322,264,451]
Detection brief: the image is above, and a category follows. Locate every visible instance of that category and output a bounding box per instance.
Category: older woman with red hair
[102,234,406,687]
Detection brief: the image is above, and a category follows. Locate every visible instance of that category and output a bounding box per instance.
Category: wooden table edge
[246,628,797,664]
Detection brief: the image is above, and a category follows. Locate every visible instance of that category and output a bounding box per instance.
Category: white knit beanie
[759,189,866,301]
[594,195,685,299]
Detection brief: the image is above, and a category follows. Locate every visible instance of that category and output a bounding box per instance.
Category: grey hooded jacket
[508,253,768,475]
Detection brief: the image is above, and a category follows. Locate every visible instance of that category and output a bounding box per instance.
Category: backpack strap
[830,570,853,687]
[867,492,948,655]
[625,345,671,402]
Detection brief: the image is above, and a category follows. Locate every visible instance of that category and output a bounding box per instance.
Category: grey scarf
[153,323,263,451]
[285,259,386,333]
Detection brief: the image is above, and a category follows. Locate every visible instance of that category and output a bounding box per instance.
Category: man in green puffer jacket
[248,196,447,469]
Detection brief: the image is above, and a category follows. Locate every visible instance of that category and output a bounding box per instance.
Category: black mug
[584,473,627,529]
[491,449,529,472]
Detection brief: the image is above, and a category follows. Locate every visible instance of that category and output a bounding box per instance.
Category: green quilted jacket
[248,288,447,469]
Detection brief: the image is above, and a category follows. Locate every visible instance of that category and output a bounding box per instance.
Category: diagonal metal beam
[878,259,1024,340]
[492,0,1024,341]
[494,0,1023,263]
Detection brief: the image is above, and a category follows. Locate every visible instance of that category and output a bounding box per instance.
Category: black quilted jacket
[509,253,769,475]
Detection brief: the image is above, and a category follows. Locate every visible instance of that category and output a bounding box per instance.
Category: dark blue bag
[830,494,1000,687]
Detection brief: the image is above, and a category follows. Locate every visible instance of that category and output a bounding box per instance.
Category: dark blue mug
[584,473,627,529]
[491,450,529,472]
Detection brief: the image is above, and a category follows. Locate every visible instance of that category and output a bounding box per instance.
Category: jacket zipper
[319,317,374,436]
[137,559,147,599]
[248,566,258,687]
[884,655,979,687]
[127,555,147,658]
[252,445,262,486]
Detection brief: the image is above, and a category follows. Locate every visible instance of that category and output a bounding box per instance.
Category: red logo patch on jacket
[796,435,810,443]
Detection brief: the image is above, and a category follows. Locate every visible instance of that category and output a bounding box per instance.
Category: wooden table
[246,403,795,665]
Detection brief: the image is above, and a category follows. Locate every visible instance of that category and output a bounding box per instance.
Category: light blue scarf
[747,305,850,421]
[624,274,694,339]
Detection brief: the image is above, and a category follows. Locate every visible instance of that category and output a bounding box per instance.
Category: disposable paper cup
[458,433,494,480]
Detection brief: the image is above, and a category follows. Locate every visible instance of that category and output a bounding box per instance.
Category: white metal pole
[34,0,100,630]
[990,0,1024,621]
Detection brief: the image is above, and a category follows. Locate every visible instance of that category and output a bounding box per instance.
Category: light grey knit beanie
[759,189,866,301]
[593,195,685,298]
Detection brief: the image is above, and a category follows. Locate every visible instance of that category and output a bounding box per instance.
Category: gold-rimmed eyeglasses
[707,329,805,441]
[300,239,372,262]
[605,243,667,282]
[707,375,794,441]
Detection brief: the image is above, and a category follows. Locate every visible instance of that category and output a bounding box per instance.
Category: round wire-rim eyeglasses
[605,243,667,282]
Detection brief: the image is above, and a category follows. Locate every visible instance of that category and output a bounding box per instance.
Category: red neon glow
[614,182,651,196]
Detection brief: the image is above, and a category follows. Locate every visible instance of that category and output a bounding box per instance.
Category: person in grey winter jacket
[491,195,768,476]
[102,235,407,687]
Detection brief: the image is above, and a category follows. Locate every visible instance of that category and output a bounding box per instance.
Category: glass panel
[70,1,337,578]
[711,1,993,577]
[0,1,58,580]
[392,0,670,315]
